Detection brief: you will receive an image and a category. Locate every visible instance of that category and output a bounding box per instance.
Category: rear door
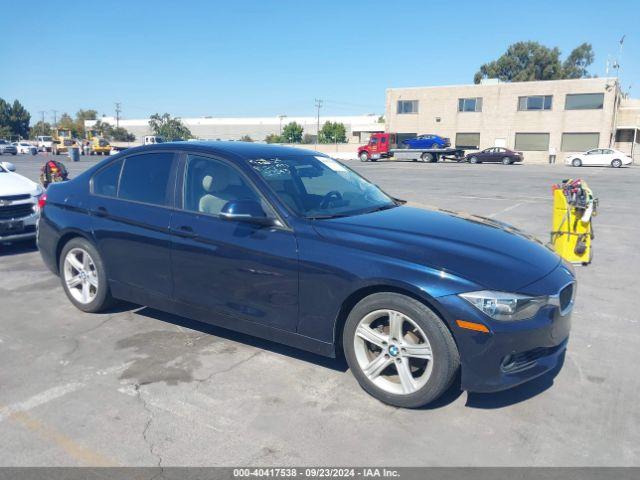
[89,151,177,298]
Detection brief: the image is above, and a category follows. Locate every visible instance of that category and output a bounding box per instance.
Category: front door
[170,154,299,331]
[89,151,176,297]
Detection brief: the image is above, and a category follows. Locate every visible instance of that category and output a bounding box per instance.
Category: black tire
[572,158,582,167]
[359,152,369,162]
[469,156,479,164]
[343,292,460,408]
[502,157,512,165]
[611,159,622,168]
[420,152,434,162]
[431,143,439,149]
[59,237,114,313]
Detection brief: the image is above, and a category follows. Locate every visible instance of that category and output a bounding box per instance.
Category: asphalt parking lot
[1,152,639,466]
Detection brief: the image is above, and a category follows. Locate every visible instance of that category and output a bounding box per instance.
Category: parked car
[0,161,43,243]
[565,148,633,168]
[36,135,54,152]
[12,141,38,155]
[0,140,18,155]
[38,142,575,408]
[402,134,450,149]
[466,147,523,165]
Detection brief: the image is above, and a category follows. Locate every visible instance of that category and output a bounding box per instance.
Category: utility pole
[278,114,286,136]
[314,98,323,147]
[38,111,45,135]
[115,102,121,128]
[51,110,58,129]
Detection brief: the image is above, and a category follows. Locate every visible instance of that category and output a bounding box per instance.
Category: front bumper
[437,265,575,393]
[0,211,38,242]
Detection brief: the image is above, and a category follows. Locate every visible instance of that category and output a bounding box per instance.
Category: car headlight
[459,290,548,321]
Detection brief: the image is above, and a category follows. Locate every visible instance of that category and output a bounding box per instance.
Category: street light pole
[314,98,323,147]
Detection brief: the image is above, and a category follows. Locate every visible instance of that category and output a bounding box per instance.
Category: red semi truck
[357,133,465,163]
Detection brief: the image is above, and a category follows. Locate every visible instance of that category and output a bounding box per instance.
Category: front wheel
[502,157,512,165]
[343,292,460,408]
[359,152,369,162]
[469,156,479,164]
[572,158,582,167]
[611,159,622,168]
[59,237,114,313]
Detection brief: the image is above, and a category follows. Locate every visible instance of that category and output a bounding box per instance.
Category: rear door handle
[170,225,197,238]
[95,206,108,217]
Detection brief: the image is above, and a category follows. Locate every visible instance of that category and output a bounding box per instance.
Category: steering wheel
[319,190,343,209]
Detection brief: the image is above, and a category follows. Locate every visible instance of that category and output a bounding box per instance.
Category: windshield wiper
[305,213,351,220]
[361,203,399,215]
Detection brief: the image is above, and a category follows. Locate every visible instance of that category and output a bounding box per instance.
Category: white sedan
[12,142,38,155]
[565,148,633,168]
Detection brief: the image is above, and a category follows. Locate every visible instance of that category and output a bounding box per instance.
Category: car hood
[312,206,561,292]
[0,171,40,197]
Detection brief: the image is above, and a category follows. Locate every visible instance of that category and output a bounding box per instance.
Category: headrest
[201,167,232,193]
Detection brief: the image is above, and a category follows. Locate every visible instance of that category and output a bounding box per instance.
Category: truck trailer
[357,133,465,163]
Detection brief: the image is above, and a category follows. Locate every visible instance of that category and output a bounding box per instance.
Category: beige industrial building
[386,77,640,163]
[87,114,383,145]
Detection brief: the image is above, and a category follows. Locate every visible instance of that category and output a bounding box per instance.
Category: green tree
[319,121,347,144]
[110,127,136,142]
[562,43,595,79]
[265,133,282,143]
[0,98,31,139]
[57,113,79,137]
[239,134,254,142]
[474,41,594,84]
[30,121,52,138]
[149,113,192,140]
[302,133,315,144]
[75,109,98,138]
[281,121,303,143]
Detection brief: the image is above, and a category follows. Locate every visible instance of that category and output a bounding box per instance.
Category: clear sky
[2,0,639,123]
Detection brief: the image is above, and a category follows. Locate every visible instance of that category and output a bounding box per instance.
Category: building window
[455,133,480,149]
[514,133,550,151]
[518,95,552,111]
[561,133,600,152]
[397,100,419,114]
[616,128,639,143]
[458,97,482,112]
[565,93,604,110]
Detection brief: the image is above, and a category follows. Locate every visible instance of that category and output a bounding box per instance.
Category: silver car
[0,140,18,155]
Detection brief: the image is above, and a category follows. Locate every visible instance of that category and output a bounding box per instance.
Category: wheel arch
[55,229,95,274]
[331,283,457,356]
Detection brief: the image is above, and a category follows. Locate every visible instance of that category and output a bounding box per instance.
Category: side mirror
[1,161,16,172]
[220,200,275,226]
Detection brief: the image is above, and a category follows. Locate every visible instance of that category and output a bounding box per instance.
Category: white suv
[0,162,43,243]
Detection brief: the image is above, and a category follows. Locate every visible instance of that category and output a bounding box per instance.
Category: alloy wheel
[63,248,99,304]
[353,309,433,395]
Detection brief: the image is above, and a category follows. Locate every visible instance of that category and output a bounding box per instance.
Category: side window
[118,153,174,206]
[183,155,262,216]
[92,159,123,197]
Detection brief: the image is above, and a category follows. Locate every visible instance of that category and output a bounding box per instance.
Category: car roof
[121,141,323,160]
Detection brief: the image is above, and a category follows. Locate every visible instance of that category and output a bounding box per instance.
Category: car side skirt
[109,280,336,358]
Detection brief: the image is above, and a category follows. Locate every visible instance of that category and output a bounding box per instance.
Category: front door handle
[170,225,197,238]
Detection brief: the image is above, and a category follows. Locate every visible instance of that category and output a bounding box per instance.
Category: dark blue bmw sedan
[38,142,575,407]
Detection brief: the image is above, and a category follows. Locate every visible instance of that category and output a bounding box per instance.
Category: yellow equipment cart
[551,179,597,265]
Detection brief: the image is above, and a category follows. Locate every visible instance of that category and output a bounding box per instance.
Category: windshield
[41,136,53,141]
[248,155,396,219]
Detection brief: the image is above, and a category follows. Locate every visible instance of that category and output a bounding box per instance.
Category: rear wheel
[59,237,114,313]
[359,152,369,162]
[343,292,459,408]
[572,158,582,167]
[420,152,434,162]
[611,159,622,168]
